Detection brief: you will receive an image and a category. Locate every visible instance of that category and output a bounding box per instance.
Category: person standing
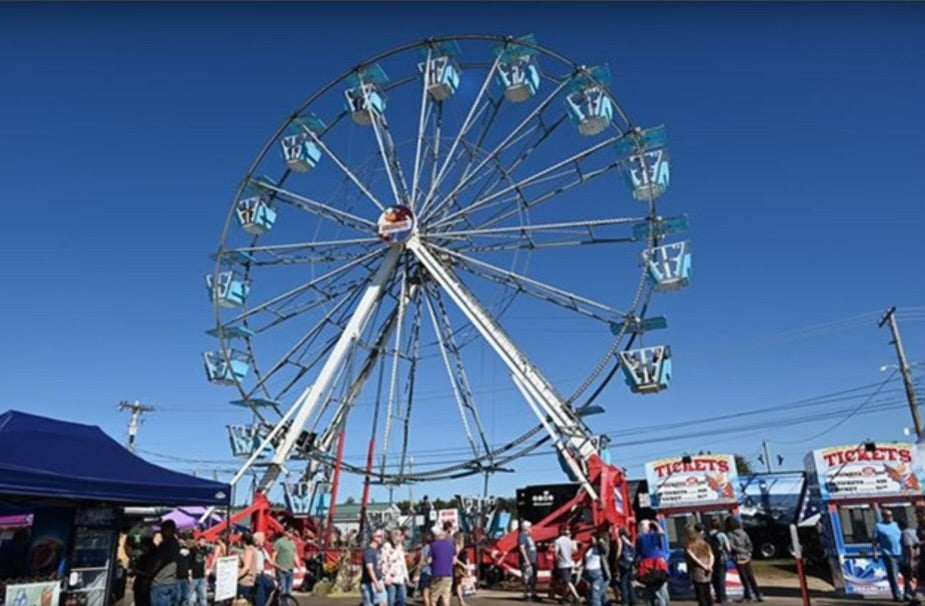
[362,530,389,606]
[636,520,669,606]
[725,518,762,603]
[518,522,539,601]
[176,534,192,606]
[615,528,637,606]
[252,532,277,606]
[186,536,208,606]
[707,518,731,604]
[415,531,434,606]
[554,525,580,603]
[584,529,612,606]
[237,534,258,601]
[874,509,903,601]
[274,529,298,596]
[383,529,410,606]
[452,532,469,606]
[900,519,919,601]
[148,520,180,606]
[429,525,457,606]
[686,526,714,606]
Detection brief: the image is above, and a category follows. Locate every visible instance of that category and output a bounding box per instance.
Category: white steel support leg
[407,238,600,495]
[257,246,402,493]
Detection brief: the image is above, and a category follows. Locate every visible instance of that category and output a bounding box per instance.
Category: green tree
[734,454,755,475]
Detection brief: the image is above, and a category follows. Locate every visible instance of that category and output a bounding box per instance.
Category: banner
[807,444,923,500]
[5,581,60,606]
[644,455,739,509]
[214,556,239,601]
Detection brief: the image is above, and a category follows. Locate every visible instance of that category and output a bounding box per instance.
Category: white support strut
[257,246,402,492]
[407,237,600,497]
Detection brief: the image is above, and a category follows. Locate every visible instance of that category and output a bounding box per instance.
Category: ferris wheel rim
[210,34,671,485]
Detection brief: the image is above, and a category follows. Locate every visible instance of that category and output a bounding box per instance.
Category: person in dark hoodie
[725,518,763,603]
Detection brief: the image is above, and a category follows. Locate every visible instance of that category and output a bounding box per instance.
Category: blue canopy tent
[0,410,229,506]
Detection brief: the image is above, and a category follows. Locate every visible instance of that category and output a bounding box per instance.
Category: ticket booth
[805,442,925,596]
[644,454,744,599]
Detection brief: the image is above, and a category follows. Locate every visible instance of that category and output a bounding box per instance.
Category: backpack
[708,531,728,562]
[619,538,636,570]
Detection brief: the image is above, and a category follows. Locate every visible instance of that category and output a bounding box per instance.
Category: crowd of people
[125,520,301,606]
[361,522,471,606]
[516,517,763,606]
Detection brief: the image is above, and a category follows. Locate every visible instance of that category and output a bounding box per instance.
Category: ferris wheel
[203,35,690,514]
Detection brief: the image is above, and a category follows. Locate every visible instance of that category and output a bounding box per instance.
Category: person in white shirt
[554,525,580,602]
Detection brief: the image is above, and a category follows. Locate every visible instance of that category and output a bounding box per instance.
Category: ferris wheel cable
[422,53,503,212]
[362,94,411,208]
[410,48,434,211]
[227,237,382,256]
[454,97,506,188]
[298,129,387,213]
[420,77,572,224]
[427,243,631,322]
[256,181,379,234]
[430,133,624,230]
[226,248,387,325]
[436,216,644,239]
[422,285,489,463]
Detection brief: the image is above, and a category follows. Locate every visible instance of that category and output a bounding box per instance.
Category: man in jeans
[362,530,388,606]
[429,523,457,606]
[187,536,209,606]
[874,509,903,601]
[274,529,298,596]
[148,520,180,606]
[518,522,538,601]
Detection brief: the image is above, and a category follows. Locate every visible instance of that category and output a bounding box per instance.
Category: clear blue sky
[1,2,923,506]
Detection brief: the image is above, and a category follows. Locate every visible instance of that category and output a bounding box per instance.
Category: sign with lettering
[214,556,239,602]
[806,444,923,500]
[644,455,739,510]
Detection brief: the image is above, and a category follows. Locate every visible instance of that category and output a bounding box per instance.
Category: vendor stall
[0,410,230,606]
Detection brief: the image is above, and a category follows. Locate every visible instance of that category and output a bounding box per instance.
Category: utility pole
[761,439,773,473]
[118,400,155,453]
[879,307,923,440]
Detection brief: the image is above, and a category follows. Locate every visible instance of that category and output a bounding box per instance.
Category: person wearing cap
[874,509,903,601]
[518,521,538,601]
[362,529,388,606]
[554,525,579,603]
[429,525,457,606]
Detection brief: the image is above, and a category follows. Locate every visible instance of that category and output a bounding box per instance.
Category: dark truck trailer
[516,483,580,525]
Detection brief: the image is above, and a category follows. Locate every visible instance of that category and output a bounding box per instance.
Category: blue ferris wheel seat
[620,345,672,394]
[419,41,462,102]
[643,241,692,292]
[236,195,277,235]
[615,126,671,201]
[227,424,274,458]
[495,35,541,103]
[205,271,249,308]
[565,64,613,136]
[345,64,389,125]
[203,350,249,385]
[280,115,326,174]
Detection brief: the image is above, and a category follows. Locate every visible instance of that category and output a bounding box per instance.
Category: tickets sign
[644,455,739,509]
[807,444,923,500]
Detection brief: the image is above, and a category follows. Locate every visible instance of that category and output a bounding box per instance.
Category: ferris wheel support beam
[257,246,402,493]
[407,238,600,495]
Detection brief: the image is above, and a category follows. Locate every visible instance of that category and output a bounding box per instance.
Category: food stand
[0,410,230,606]
[804,442,925,596]
[644,454,744,600]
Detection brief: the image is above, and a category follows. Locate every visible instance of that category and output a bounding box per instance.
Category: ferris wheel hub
[376,204,416,243]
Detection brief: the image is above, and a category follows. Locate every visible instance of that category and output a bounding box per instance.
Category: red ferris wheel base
[483,456,634,579]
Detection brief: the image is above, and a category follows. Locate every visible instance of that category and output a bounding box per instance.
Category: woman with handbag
[725,518,763,603]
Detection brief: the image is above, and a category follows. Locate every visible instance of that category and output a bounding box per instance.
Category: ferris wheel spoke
[228,248,386,325]
[300,130,389,212]
[410,49,433,211]
[431,134,622,231]
[421,78,571,225]
[394,292,423,481]
[423,285,495,464]
[258,181,379,234]
[361,75,411,206]
[436,216,642,253]
[379,273,411,477]
[427,243,630,323]
[226,237,382,267]
[421,54,502,212]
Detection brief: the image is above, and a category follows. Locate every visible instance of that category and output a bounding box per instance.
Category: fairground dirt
[292,560,906,606]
